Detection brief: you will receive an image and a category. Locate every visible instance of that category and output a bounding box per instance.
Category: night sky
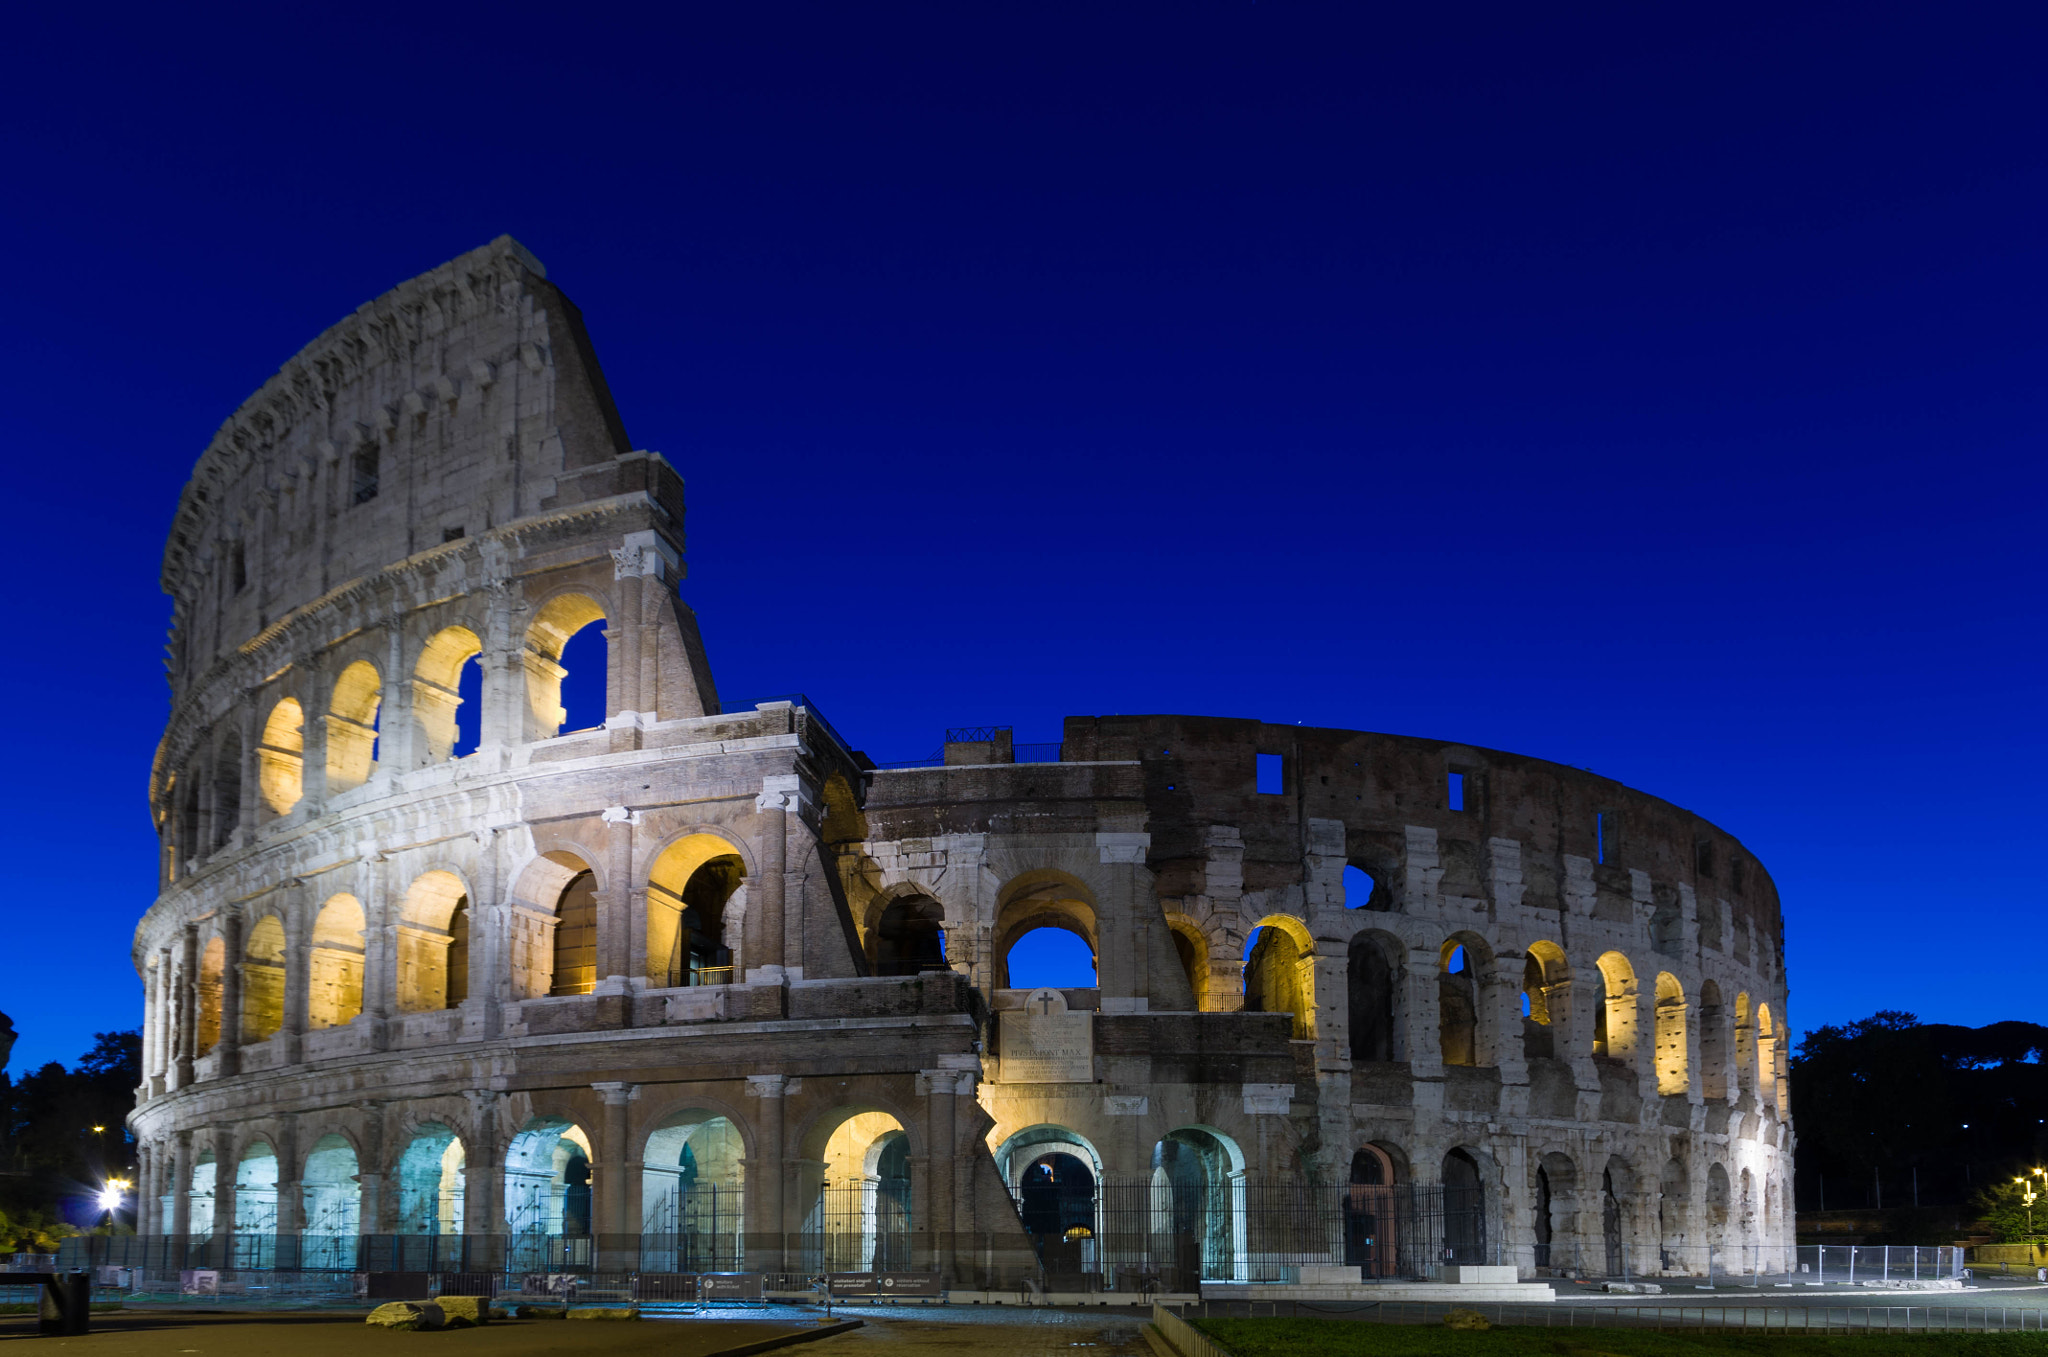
[3,3,2041,1073]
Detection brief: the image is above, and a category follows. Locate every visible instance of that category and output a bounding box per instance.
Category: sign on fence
[698,1273,764,1300]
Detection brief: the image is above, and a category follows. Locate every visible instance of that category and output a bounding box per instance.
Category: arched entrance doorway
[1344,1145,1398,1277]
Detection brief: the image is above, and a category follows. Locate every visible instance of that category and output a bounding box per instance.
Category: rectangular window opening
[1447,771,1466,812]
[1695,840,1715,879]
[352,447,380,505]
[1596,810,1616,865]
[443,526,465,543]
[1255,752,1284,795]
[230,542,247,594]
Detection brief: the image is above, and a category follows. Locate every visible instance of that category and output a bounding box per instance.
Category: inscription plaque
[998,987,1093,1083]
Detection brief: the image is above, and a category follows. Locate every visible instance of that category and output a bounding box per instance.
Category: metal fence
[1183,1300,2048,1333]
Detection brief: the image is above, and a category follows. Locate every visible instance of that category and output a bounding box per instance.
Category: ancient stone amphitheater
[126,237,1793,1293]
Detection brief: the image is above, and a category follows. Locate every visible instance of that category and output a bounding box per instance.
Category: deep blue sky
[3,3,2041,1073]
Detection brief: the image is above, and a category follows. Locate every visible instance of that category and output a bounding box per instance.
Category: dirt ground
[0,1308,1153,1356]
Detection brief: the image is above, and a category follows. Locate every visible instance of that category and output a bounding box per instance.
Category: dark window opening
[442,526,465,543]
[352,447,380,505]
[1447,771,1466,811]
[1695,840,1715,878]
[1256,752,1283,795]
[1730,856,1747,892]
[1596,810,1617,865]
[230,541,247,594]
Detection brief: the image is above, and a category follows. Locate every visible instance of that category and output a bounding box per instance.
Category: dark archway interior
[1348,937,1394,1061]
[874,896,947,976]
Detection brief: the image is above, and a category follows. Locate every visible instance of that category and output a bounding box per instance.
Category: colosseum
[125,237,1794,1298]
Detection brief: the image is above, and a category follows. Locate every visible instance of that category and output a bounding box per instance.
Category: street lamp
[97,1177,129,1223]
[2012,1170,2046,1240]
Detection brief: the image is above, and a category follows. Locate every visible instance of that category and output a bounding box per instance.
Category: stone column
[218,911,244,1075]
[923,1068,961,1278]
[379,619,412,772]
[749,774,793,977]
[464,1092,503,1242]
[213,1133,238,1260]
[592,1082,638,1268]
[356,1104,388,1236]
[237,698,260,841]
[170,1132,193,1240]
[141,958,161,1091]
[280,893,308,1065]
[360,854,394,1049]
[600,813,635,990]
[135,1141,156,1235]
[744,1075,787,1272]
[175,924,199,1086]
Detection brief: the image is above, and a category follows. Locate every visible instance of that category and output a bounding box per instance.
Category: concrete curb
[701,1318,865,1357]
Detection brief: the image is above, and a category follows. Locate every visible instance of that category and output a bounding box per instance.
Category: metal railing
[1154,1302,1234,1357]
[1183,1300,2048,1333]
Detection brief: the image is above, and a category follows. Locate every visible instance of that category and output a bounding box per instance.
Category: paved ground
[0,1305,1153,1355]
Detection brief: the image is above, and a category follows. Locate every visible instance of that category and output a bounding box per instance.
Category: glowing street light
[96,1178,129,1216]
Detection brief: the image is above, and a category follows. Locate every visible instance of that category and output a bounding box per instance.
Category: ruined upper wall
[159,237,677,694]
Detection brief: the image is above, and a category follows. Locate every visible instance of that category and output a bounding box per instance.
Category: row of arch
[150,1102,916,1272]
[152,835,748,1068]
[1240,920,1784,1107]
[163,592,610,873]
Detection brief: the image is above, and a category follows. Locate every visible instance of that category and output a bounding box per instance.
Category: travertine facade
[130,238,1793,1286]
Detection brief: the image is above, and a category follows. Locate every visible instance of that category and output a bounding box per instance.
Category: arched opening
[1438,941,1479,1066]
[211,730,242,852]
[325,660,382,792]
[1535,1153,1579,1275]
[1007,927,1097,988]
[189,1149,216,1239]
[871,895,948,977]
[396,1124,466,1235]
[1699,980,1728,1099]
[641,1113,745,1272]
[994,1125,1104,1282]
[257,698,304,815]
[804,1111,912,1272]
[394,871,468,1013]
[307,895,366,1029]
[1658,1156,1688,1273]
[412,626,483,763]
[1243,918,1314,1038]
[1150,1128,1242,1284]
[1654,972,1688,1095]
[1756,1004,1778,1110]
[1442,1148,1486,1263]
[524,593,607,739]
[1019,1152,1098,1281]
[1705,1161,1731,1269]
[647,835,744,988]
[240,915,286,1043]
[1168,923,1207,1009]
[301,1134,360,1267]
[1603,1164,1626,1275]
[1593,951,1638,1061]
[1522,942,1569,1062]
[995,875,1099,989]
[551,872,598,996]
[195,936,225,1055]
[1346,933,1396,1062]
[1342,865,1382,910]
[235,1142,278,1263]
[505,1118,592,1242]
[1345,1144,1398,1276]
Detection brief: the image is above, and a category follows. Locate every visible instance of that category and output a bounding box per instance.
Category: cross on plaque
[1036,992,1056,1015]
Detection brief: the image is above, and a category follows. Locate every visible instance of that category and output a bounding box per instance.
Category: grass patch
[1193,1316,2048,1357]
[0,1301,125,1314]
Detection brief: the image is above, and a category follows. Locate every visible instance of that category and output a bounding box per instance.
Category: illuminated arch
[394,870,468,1012]
[1654,972,1688,1095]
[1244,914,1316,1038]
[524,592,607,738]
[326,660,382,791]
[412,625,482,763]
[240,914,287,1043]
[647,832,748,987]
[1593,951,1639,1060]
[307,895,365,1029]
[256,698,304,814]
